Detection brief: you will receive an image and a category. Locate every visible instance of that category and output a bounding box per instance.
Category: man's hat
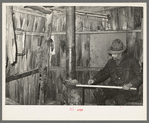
[108,39,126,54]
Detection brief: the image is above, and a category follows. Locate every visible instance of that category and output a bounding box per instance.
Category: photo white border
[2,2,147,120]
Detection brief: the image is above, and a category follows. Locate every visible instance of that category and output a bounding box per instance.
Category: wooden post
[126,7,135,57]
[65,6,82,105]
[66,6,76,80]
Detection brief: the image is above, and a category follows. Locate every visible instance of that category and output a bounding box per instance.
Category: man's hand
[122,83,132,90]
[88,79,94,85]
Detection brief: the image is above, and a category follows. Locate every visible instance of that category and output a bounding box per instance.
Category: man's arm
[91,60,110,85]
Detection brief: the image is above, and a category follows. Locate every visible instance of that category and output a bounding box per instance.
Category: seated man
[88,39,143,105]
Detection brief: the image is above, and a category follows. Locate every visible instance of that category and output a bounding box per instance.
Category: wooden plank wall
[44,7,143,104]
[6,6,46,105]
[5,6,143,105]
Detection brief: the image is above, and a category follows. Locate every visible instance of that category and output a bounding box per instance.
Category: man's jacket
[92,54,143,87]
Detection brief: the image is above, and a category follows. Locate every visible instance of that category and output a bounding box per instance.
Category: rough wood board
[51,35,60,66]
[25,36,31,56]
[15,80,19,103]
[36,17,45,32]
[23,77,28,105]
[19,78,24,105]
[16,35,24,54]
[30,75,35,105]
[76,35,82,66]
[90,33,126,67]
[31,36,39,52]
[118,7,128,30]
[13,12,21,29]
[28,75,31,104]
[59,35,66,68]
[81,34,90,67]
[27,14,35,31]
[126,32,142,61]
[20,13,28,31]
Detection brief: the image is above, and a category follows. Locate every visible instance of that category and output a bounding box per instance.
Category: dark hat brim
[108,45,126,54]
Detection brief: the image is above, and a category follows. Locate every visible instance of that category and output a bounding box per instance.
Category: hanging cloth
[6,6,16,64]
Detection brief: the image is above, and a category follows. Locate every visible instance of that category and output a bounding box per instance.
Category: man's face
[111,53,122,60]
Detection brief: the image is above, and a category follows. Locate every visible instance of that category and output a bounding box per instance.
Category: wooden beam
[6,69,39,83]
[76,14,108,22]
[13,6,46,18]
[24,6,52,14]
[75,10,108,16]
[76,30,141,34]
[94,6,122,13]
[15,30,46,36]
[5,66,103,83]
[75,12,108,19]
[15,30,141,36]
[51,30,141,35]
[45,6,109,18]
[52,32,66,35]
[49,6,65,12]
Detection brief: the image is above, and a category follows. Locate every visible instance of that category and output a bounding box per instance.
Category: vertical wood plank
[30,75,34,105]
[19,78,24,105]
[9,81,14,102]
[32,74,36,104]
[23,77,28,105]
[33,74,37,105]
[51,35,60,66]
[14,80,19,103]
[118,7,128,30]
[27,14,35,31]
[55,70,59,101]
[51,71,56,101]
[28,75,31,105]
[109,9,119,31]
[36,17,45,33]
[13,12,21,29]
[45,70,52,101]
[127,7,134,30]
[76,35,82,66]
[75,16,83,66]
[81,34,90,67]
[59,35,66,68]
[20,13,28,31]
[36,73,40,104]
[6,83,9,99]
[126,32,136,58]
[25,36,31,57]
[134,7,143,29]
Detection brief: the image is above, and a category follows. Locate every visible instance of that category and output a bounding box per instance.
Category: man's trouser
[94,88,138,105]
